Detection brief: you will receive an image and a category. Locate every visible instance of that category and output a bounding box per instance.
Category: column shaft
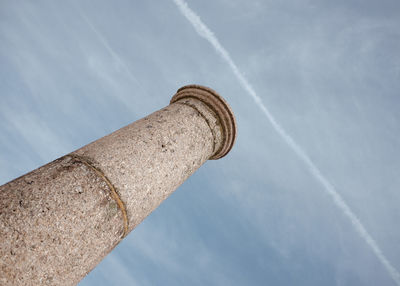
[0,85,236,285]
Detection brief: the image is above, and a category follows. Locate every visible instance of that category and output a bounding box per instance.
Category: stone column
[0,85,237,286]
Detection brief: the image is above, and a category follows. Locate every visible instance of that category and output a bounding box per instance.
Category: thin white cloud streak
[173,0,400,284]
[74,5,141,88]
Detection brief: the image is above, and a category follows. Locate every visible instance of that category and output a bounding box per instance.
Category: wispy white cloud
[172,0,400,284]
[0,107,69,161]
[97,254,142,286]
[123,218,242,285]
[73,4,141,88]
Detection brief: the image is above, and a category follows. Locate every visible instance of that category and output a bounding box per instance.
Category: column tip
[170,84,237,160]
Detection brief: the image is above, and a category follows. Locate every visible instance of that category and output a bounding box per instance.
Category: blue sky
[1,0,400,285]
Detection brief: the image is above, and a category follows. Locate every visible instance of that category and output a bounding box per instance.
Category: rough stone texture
[0,85,236,285]
[171,85,236,159]
[0,156,124,286]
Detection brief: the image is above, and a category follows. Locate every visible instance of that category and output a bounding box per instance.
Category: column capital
[170,85,237,159]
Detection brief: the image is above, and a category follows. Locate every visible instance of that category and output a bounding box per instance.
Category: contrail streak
[173,0,400,284]
[75,5,141,87]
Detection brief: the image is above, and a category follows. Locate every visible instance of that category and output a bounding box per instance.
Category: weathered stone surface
[0,156,124,286]
[0,85,236,285]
